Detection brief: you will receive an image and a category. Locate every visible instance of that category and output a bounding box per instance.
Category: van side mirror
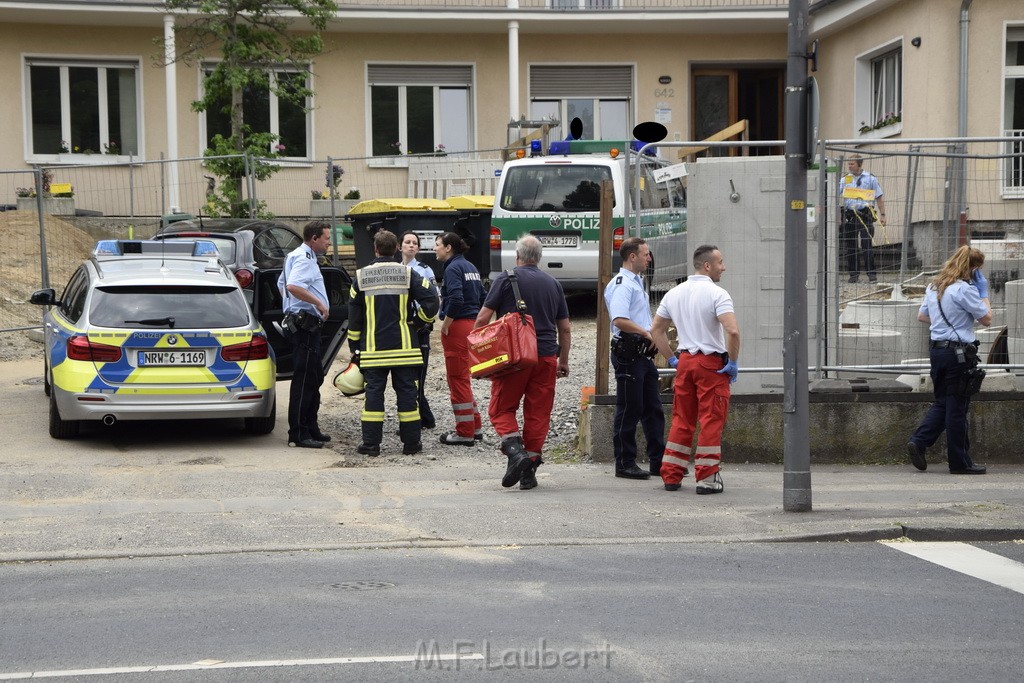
[30,288,58,306]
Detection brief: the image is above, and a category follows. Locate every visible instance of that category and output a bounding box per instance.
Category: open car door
[254,263,351,379]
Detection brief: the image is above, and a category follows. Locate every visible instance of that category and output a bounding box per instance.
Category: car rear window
[499,165,614,212]
[254,228,302,262]
[90,286,251,329]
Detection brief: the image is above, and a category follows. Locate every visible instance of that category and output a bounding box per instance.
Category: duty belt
[930,340,972,349]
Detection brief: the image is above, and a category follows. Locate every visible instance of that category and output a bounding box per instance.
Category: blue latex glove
[717,359,738,384]
[972,269,989,298]
[667,356,678,369]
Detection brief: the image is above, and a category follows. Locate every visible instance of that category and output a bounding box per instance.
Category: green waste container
[348,198,458,281]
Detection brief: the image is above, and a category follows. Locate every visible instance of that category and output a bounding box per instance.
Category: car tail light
[490,226,501,250]
[221,335,269,362]
[67,335,123,363]
[613,226,624,251]
[234,268,254,288]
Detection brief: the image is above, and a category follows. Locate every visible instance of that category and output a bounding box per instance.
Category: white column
[508,19,520,126]
[164,14,181,213]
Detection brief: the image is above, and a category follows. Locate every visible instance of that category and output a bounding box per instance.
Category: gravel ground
[318,292,602,462]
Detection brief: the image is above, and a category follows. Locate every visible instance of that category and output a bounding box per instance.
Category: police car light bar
[93,240,220,258]
[545,140,652,157]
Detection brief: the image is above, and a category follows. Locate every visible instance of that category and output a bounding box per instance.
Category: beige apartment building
[0,0,1020,209]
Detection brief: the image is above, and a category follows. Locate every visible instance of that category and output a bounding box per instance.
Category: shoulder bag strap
[935,290,965,346]
[506,268,528,319]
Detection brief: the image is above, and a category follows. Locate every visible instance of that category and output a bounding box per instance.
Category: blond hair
[930,245,985,299]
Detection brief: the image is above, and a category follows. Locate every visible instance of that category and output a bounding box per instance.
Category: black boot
[501,436,532,488]
[520,456,542,490]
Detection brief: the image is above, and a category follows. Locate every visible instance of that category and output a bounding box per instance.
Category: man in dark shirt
[475,235,571,490]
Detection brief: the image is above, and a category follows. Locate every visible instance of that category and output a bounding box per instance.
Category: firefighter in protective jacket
[348,229,439,456]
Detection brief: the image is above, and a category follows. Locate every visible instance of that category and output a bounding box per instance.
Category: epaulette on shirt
[614,275,623,285]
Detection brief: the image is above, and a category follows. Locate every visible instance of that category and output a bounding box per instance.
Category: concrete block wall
[583,392,1024,465]
[687,156,818,393]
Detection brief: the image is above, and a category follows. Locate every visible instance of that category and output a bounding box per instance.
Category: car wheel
[48,390,80,439]
[43,359,51,397]
[244,399,276,435]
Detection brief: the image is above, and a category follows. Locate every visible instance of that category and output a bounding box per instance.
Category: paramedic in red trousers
[475,235,571,490]
[434,232,486,446]
[348,230,439,457]
[604,236,665,480]
[651,245,740,494]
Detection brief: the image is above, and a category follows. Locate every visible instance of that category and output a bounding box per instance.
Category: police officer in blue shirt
[603,237,665,480]
[278,221,332,449]
[907,245,992,474]
[838,156,887,283]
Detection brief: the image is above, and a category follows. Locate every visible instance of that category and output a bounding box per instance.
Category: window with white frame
[368,65,472,157]
[529,65,633,141]
[1004,26,1024,194]
[854,41,902,137]
[871,49,902,127]
[25,57,140,158]
[203,67,310,159]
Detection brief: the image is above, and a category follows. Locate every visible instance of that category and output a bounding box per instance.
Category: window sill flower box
[857,122,902,140]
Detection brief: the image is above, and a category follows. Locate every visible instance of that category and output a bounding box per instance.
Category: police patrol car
[30,240,277,439]
[489,139,687,292]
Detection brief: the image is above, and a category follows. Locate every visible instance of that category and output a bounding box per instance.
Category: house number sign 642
[654,88,675,98]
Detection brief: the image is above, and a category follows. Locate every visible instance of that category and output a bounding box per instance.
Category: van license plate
[138,350,207,366]
[537,235,579,248]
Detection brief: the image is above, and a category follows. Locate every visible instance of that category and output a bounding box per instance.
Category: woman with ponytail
[906,245,992,474]
[434,232,485,446]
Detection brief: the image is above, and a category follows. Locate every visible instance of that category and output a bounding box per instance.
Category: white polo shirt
[656,274,734,355]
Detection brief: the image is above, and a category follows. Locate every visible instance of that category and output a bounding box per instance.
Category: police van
[489,140,687,292]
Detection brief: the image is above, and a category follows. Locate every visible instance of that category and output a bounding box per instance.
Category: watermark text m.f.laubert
[414,639,613,671]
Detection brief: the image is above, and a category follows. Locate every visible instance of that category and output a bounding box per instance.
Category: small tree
[161,0,337,216]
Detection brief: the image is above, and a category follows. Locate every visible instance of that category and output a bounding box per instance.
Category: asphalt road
[2,542,1023,681]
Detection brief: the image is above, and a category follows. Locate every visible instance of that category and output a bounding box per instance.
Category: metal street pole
[783,0,812,512]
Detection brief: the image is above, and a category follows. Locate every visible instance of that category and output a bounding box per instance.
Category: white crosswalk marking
[0,654,486,680]
[883,541,1024,595]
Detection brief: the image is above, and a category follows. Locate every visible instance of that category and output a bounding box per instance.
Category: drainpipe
[164,14,180,214]
[958,0,972,138]
[956,0,973,240]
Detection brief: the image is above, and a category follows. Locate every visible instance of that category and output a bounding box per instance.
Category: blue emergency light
[93,239,220,258]
[549,140,570,155]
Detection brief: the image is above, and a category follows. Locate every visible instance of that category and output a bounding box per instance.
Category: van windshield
[499,165,614,212]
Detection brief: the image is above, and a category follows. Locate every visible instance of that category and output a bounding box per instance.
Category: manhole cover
[179,456,223,466]
[22,377,45,386]
[326,581,395,591]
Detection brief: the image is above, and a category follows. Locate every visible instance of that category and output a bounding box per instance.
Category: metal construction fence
[3,137,1024,392]
[0,149,503,337]
[818,138,1024,385]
